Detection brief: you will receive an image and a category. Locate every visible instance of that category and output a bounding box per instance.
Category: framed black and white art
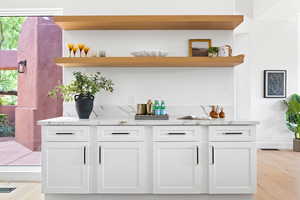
[263,70,287,98]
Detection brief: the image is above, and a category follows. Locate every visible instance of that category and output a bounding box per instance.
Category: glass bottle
[154,100,160,115]
[160,100,166,115]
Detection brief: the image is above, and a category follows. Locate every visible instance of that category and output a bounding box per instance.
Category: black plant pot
[74,94,94,119]
[293,139,300,152]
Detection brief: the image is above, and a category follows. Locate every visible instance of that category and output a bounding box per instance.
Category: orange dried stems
[72,46,78,57]
[83,47,90,57]
[67,43,74,57]
[78,44,85,57]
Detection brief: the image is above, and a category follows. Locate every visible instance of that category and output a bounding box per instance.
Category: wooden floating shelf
[55,55,245,67]
[54,15,243,30]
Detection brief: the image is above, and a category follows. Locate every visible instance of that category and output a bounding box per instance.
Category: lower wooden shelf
[55,55,245,67]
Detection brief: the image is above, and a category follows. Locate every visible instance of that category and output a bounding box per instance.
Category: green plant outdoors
[0,17,26,105]
[0,114,15,137]
[0,17,26,50]
[49,72,114,102]
[0,70,18,105]
[284,94,300,140]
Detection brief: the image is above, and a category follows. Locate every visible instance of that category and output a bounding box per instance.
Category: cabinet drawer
[153,126,200,141]
[45,126,89,142]
[209,126,255,141]
[97,126,144,141]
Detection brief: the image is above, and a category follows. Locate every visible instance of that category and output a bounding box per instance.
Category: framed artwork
[264,70,287,98]
[189,39,212,57]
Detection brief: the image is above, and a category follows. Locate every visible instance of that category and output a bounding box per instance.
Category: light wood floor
[0,150,299,200]
[255,150,300,200]
[0,182,43,200]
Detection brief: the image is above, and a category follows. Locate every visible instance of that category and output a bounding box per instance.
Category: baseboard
[45,194,254,200]
[256,140,293,150]
[0,166,41,182]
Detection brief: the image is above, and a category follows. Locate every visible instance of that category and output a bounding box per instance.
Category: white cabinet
[97,126,144,141]
[208,142,256,194]
[41,124,257,195]
[153,142,201,194]
[153,126,200,141]
[208,126,255,142]
[42,142,89,193]
[96,142,145,193]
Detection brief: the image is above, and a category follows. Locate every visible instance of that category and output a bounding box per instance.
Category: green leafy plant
[0,96,16,105]
[0,114,15,137]
[0,17,26,49]
[208,47,219,54]
[0,70,18,106]
[49,72,114,102]
[0,17,25,105]
[284,94,300,139]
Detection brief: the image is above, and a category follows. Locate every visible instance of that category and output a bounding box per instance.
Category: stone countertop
[37,117,259,126]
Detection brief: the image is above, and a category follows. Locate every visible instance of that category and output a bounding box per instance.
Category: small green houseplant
[284,94,300,151]
[208,47,219,57]
[49,72,114,119]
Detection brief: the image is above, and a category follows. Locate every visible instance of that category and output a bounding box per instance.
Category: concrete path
[0,138,40,165]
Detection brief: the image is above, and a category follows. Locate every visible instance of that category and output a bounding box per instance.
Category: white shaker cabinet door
[153,142,201,194]
[208,142,256,194]
[42,142,89,193]
[96,142,146,193]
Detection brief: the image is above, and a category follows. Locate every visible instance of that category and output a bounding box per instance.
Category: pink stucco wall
[15,17,63,151]
[0,50,17,70]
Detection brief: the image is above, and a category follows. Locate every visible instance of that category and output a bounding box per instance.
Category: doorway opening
[0,16,63,166]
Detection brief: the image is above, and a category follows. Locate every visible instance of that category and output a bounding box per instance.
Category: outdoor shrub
[0,114,15,137]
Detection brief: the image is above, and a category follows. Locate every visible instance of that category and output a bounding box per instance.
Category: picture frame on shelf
[188,39,212,57]
[263,70,287,98]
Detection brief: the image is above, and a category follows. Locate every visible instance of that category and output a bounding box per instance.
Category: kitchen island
[38,117,258,200]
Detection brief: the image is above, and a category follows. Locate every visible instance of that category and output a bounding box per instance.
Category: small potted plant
[284,94,300,151]
[49,72,114,119]
[208,47,219,57]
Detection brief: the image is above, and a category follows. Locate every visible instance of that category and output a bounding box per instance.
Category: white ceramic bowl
[131,50,168,57]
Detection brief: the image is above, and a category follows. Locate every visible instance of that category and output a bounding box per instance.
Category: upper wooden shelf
[53,15,244,30]
[55,55,245,67]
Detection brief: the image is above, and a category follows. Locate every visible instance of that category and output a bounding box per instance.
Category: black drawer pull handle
[56,133,74,135]
[196,146,199,165]
[212,146,215,165]
[168,132,186,135]
[84,146,86,165]
[111,132,130,135]
[99,146,101,165]
[224,132,243,135]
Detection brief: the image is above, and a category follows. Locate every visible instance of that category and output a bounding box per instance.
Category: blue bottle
[154,100,161,115]
[160,100,166,115]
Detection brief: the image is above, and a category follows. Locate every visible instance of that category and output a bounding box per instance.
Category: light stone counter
[38,117,259,126]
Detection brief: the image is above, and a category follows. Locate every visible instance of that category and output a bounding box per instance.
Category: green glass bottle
[154,100,160,115]
[160,100,166,115]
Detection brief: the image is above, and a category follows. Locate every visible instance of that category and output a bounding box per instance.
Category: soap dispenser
[219,107,225,119]
[209,105,219,119]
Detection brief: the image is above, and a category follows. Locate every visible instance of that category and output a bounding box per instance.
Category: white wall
[245,0,299,149]
[2,0,298,148]
[63,30,235,119]
[1,0,235,15]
